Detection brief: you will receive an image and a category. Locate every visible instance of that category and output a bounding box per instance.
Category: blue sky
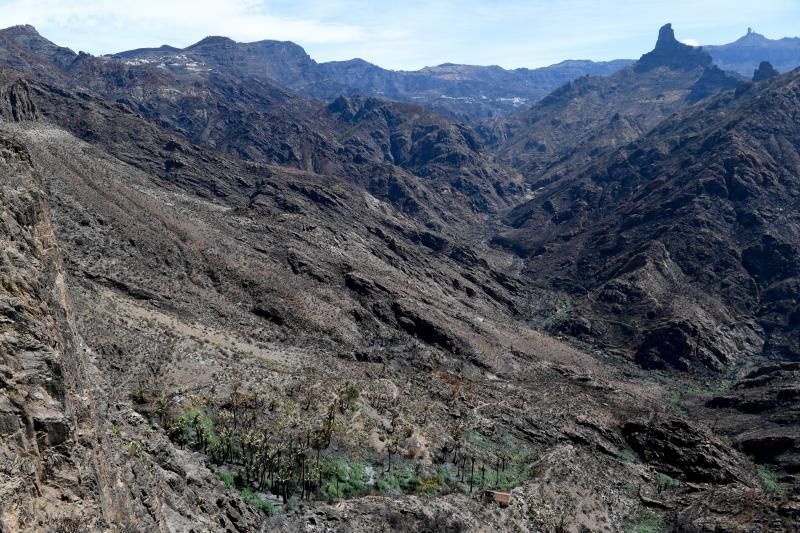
[0,0,798,70]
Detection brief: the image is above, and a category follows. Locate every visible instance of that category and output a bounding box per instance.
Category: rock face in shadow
[0,78,37,120]
[623,416,749,483]
[493,67,800,373]
[706,363,800,491]
[753,61,780,82]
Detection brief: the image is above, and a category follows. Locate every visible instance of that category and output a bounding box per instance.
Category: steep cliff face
[0,78,37,121]
[0,112,101,529]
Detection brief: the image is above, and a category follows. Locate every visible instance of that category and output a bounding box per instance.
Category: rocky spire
[753,61,779,81]
[741,27,766,41]
[655,23,680,50]
[635,23,712,73]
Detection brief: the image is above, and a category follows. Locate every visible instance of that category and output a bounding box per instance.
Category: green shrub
[436,467,450,485]
[756,464,784,497]
[629,507,664,533]
[123,440,142,458]
[620,449,637,463]
[669,392,688,416]
[218,471,235,489]
[656,473,681,492]
[320,459,370,500]
[240,488,274,515]
[349,462,369,492]
[376,478,393,493]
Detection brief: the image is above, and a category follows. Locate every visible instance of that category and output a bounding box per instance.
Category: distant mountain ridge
[705,28,800,77]
[109,37,633,122]
[489,24,741,182]
[2,22,797,125]
[106,26,800,123]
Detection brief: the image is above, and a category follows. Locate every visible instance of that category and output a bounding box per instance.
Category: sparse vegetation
[218,471,235,488]
[240,488,274,515]
[669,392,688,416]
[656,473,681,493]
[620,449,637,463]
[628,507,664,533]
[756,464,784,497]
[123,440,142,458]
[138,373,536,515]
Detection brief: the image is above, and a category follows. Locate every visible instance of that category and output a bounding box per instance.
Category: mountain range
[0,20,798,532]
[105,25,800,123]
[705,27,800,76]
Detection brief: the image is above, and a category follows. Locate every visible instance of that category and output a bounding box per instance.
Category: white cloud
[681,38,701,46]
[0,0,367,52]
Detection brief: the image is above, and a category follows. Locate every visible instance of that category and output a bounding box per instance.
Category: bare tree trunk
[469,457,475,494]
[300,456,306,500]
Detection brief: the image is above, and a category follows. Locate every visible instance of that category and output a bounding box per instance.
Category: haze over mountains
[106,24,800,122]
[0,19,799,532]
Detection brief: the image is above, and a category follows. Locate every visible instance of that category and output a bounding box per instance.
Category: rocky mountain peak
[635,23,712,72]
[741,27,767,42]
[0,23,77,68]
[3,23,40,36]
[753,60,779,81]
[655,23,679,49]
[187,35,236,49]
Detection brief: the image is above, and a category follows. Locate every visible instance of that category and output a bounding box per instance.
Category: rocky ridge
[705,28,800,77]
[109,34,634,123]
[489,24,741,182]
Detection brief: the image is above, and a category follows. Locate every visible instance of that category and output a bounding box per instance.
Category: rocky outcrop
[706,363,800,490]
[753,61,780,82]
[635,23,712,73]
[491,24,738,181]
[622,416,751,483]
[0,78,37,121]
[634,321,733,372]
